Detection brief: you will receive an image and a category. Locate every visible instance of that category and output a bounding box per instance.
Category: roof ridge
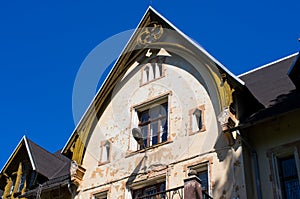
[26,138,61,160]
[238,52,299,77]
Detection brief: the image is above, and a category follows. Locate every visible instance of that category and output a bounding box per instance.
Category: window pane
[136,100,168,149]
[198,171,208,192]
[279,156,300,199]
[150,121,158,146]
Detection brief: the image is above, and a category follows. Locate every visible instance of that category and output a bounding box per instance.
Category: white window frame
[130,94,170,151]
[188,162,211,196]
[271,147,300,199]
[98,140,111,166]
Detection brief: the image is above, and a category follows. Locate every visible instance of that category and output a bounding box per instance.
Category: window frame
[91,190,108,199]
[132,181,166,199]
[98,139,112,166]
[131,94,170,150]
[186,161,211,196]
[189,105,206,135]
[140,57,165,86]
[270,147,300,199]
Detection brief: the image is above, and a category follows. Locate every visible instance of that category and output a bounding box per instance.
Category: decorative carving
[137,22,163,45]
[218,107,239,146]
[70,161,86,186]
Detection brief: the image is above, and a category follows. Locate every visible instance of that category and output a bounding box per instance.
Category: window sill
[125,140,173,158]
[98,160,110,166]
[188,127,206,136]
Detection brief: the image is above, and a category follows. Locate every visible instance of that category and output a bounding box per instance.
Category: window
[137,101,168,149]
[274,155,300,198]
[278,156,300,198]
[189,105,205,135]
[141,57,164,85]
[188,162,210,197]
[17,173,26,192]
[99,140,111,165]
[133,181,166,199]
[271,147,300,199]
[92,191,107,199]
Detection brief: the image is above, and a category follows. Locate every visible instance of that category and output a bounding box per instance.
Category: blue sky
[0,0,299,168]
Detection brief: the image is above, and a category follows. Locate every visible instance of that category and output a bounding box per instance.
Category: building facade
[62,7,261,199]
[1,6,300,199]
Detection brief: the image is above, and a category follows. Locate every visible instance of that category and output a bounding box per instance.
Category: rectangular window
[98,140,111,165]
[137,101,168,149]
[17,173,26,192]
[133,181,166,199]
[277,155,300,198]
[188,162,210,197]
[92,192,107,199]
[189,105,205,135]
[271,147,300,199]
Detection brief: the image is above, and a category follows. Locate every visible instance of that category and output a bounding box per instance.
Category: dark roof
[26,138,71,179]
[239,53,300,125]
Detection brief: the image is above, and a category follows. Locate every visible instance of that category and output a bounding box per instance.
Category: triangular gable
[0,136,68,181]
[62,6,247,164]
[0,136,36,175]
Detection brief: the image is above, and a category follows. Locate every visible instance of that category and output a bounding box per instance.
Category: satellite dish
[132,128,145,148]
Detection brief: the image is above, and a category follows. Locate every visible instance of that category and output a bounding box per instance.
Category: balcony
[135,176,213,199]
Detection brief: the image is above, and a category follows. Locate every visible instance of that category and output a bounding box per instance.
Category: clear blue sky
[0,0,299,168]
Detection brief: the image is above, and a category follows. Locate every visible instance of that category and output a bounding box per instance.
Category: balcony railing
[135,185,213,199]
[136,185,184,199]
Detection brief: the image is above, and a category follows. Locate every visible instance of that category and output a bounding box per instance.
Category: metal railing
[136,186,213,199]
[136,185,184,199]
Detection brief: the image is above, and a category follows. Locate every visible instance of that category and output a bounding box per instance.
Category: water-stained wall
[75,52,246,199]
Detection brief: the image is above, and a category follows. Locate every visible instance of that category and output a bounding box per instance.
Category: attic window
[140,57,164,85]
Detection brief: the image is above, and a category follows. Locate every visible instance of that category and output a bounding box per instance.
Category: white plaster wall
[79,57,243,199]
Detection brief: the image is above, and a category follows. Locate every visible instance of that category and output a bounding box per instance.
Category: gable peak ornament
[138,21,163,46]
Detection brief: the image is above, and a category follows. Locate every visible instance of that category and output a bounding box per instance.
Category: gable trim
[238,52,299,77]
[24,137,37,171]
[0,136,36,174]
[148,6,245,86]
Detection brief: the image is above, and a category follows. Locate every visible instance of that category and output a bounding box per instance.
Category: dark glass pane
[161,118,168,142]
[160,103,168,117]
[151,122,158,145]
[197,170,208,192]
[140,126,148,148]
[149,105,160,119]
[140,111,149,123]
[279,156,300,199]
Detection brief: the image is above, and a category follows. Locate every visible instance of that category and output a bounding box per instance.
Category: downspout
[236,130,262,199]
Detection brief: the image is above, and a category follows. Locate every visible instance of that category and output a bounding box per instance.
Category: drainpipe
[236,130,262,199]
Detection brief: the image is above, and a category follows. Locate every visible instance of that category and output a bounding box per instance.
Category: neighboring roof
[239,52,300,126]
[62,6,246,156]
[26,139,70,179]
[1,136,70,180]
